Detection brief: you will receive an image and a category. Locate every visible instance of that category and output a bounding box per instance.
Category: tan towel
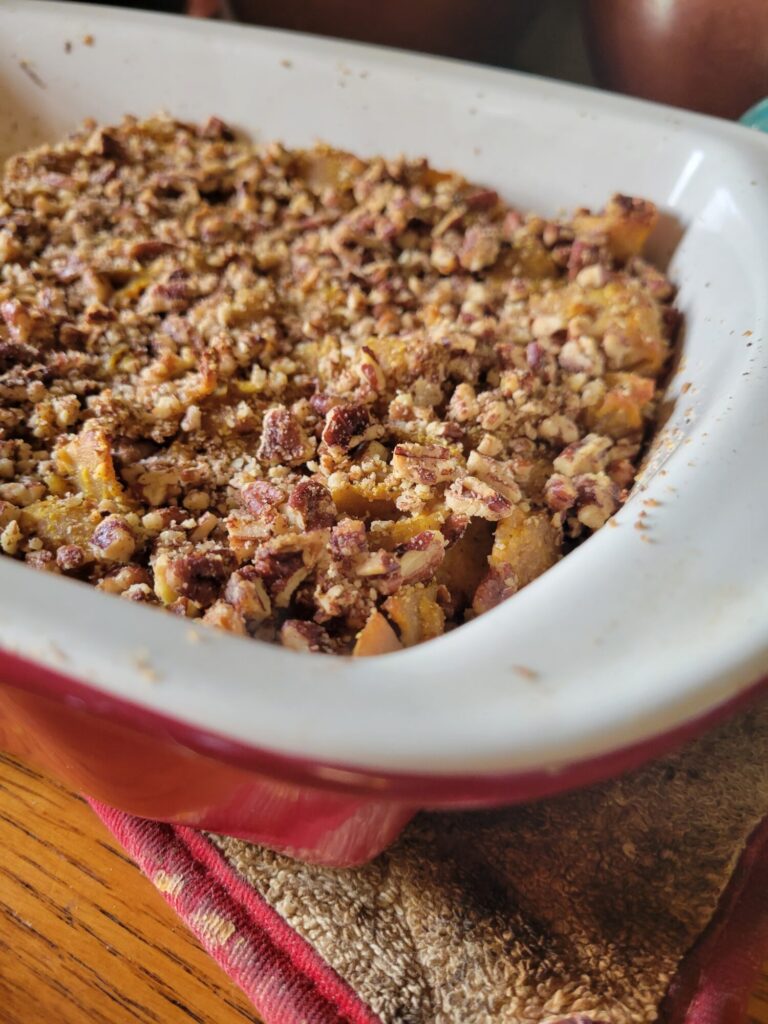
[95,696,768,1024]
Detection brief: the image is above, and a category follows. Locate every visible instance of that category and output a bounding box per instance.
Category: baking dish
[1,0,767,866]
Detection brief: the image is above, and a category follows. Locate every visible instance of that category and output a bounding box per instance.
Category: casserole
[1,0,767,865]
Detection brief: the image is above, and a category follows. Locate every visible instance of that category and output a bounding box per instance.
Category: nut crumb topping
[0,115,677,655]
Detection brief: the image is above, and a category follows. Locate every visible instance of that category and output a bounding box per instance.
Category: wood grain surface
[0,752,259,1024]
[0,750,766,1024]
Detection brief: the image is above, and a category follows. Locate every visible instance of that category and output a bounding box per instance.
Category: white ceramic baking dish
[1,0,767,865]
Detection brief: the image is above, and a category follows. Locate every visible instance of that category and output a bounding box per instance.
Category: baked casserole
[0,115,678,655]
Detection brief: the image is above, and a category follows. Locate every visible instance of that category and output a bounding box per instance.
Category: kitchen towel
[91,697,768,1023]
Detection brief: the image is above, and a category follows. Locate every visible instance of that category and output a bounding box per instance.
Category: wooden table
[0,750,767,1024]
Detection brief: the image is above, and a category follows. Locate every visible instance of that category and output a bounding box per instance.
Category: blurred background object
[226,0,539,66]
[584,0,768,119]
[61,0,768,120]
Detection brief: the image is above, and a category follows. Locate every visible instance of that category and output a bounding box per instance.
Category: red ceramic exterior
[1,645,766,865]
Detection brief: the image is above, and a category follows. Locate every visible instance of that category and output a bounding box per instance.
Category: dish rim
[1,0,768,778]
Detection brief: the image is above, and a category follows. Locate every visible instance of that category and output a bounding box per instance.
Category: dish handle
[741,99,768,131]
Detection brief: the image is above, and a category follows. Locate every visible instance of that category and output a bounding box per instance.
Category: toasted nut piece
[573,472,621,530]
[353,610,402,656]
[357,346,386,393]
[321,403,370,450]
[544,473,578,513]
[257,406,314,466]
[202,600,247,635]
[0,519,22,555]
[466,452,522,504]
[98,565,152,596]
[397,530,445,586]
[280,620,332,653]
[392,443,457,486]
[459,226,501,272]
[553,434,613,478]
[445,476,512,521]
[56,544,85,571]
[224,569,271,625]
[241,480,285,517]
[472,564,518,615]
[447,382,480,423]
[91,515,136,562]
[287,479,335,530]
[330,518,368,563]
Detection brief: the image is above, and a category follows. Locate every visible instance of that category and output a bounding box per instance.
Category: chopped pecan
[130,239,174,262]
[543,473,578,513]
[321,403,370,450]
[56,544,85,571]
[356,549,400,587]
[199,116,236,140]
[466,452,522,504]
[241,480,285,517]
[472,565,518,615]
[0,340,41,370]
[553,434,613,477]
[280,620,332,654]
[91,515,136,562]
[397,530,445,585]
[465,188,499,211]
[573,472,621,530]
[224,568,271,625]
[559,335,605,375]
[459,226,501,272]
[251,532,326,608]
[330,518,368,563]
[357,346,386,393]
[224,510,275,562]
[257,406,314,466]
[25,549,58,572]
[1,299,33,344]
[202,600,246,635]
[447,382,479,423]
[156,547,237,607]
[287,479,335,530]
[444,476,513,521]
[98,565,152,596]
[391,443,457,486]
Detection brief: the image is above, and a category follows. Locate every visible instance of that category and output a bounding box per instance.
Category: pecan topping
[0,115,673,655]
[466,451,522,504]
[543,473,578,513]
[157,548,237,607]
[241,480,285,517]
[257,406,314,466]
[91,515,136,562]
[330,518,367,563]
[445,477,513,521]
[56,544,85,571]
[280,620,332,654]
[472,565,518,615]
[224,569,271,625]
[392,443,457,486]
[288,478,335,530]
[459,226,501,272]
[397,530,445,585]
[321,403,370,450]
[553,434,613,477]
